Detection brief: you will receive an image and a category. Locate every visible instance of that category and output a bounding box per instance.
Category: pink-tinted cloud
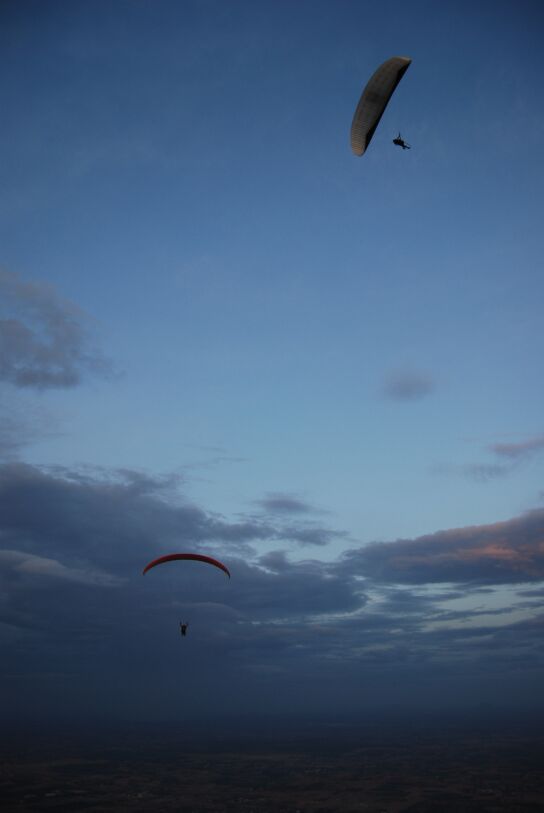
[341,509,544,585]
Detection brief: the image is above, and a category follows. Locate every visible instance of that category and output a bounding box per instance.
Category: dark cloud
[1,461,544,722]
[180,443,248,470]
[433,461,515,482]
[0,462,369,718]
[0,463,346,579]
[489,436,544,460]
[250,494,341,545]
[258,550,292,572]
[462,462,512,482]
[0,463,254,570]
[256,492,315,515]
[0,270,113,389]
[441,434,544,483]
[0,549,121,587]
[340,509,544,586]
[280,524,346,546]
[382,369,434,401]
[516,586,544,598]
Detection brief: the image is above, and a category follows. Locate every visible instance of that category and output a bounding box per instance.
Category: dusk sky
[1,0,543,725]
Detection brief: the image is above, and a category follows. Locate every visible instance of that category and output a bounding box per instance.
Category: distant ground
[2,715,544,812]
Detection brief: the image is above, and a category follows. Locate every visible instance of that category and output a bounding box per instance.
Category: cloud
[256,492,314,515]
[248,492,340,546]
[461,462,511,482]
[439,433,544,482]
[489,436,544,460]
[517,586,544,598]
[1,460,543,721]
[382,369,434,401]
[434,461,512,482]
[0,462,355,676]
[282,525,346,546]
[0,550,121,587]
[0,270,113,389]
[340,510,544,586]
[0,463,346,581]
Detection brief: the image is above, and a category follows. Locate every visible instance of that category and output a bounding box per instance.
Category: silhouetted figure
[180,622,188,637]
[393,132,410,149]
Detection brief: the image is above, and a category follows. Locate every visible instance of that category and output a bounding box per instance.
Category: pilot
[393,132,410,149]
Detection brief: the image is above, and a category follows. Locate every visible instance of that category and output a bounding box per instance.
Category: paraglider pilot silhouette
[393,132,410,149]
[180,621,188,637]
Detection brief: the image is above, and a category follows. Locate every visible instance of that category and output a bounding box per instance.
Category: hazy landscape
[3,715,544,812]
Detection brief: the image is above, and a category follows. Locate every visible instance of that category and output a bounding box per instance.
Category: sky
[1,0,543,726]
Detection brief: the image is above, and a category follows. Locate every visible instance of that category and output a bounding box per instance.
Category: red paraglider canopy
[142,553,231,578]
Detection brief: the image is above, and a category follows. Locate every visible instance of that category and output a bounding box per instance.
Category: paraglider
[351,56,412,156]
[142,553,230,638]
[393,132,410,150]
[142,552,231,578]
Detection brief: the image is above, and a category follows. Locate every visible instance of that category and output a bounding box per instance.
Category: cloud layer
[1,461,543,721]
[0,270,112,389]
[341,511,544,585]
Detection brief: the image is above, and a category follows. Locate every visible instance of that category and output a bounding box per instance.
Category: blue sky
[1,0,543,722]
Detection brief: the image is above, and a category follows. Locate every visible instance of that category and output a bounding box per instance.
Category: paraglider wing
[350,56,411,156]
[142,553,231,578]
